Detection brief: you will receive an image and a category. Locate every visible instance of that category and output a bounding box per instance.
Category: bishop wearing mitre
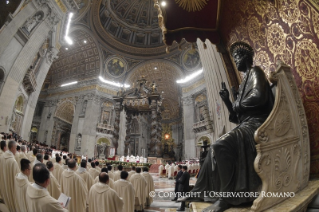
[0,141,20,212]
[141,167,155,206]
[88,173,123,212]
[77,160,94,191]
[113,171,135,212]
[130,167,148,209]
[15,158,31,212]
[61,159,88,212]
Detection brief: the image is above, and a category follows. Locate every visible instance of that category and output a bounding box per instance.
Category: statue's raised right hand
[219,82,229,101]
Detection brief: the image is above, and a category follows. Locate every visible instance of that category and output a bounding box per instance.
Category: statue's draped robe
[61,170,88,212]
[14,173,31,212]
[26,184,68,212]
[141,172,155,205]
[87,183,123,212]
[47,172,61,200]
[0,151,20,212]
[193,67,274,205]
[114,179,135,212]
[130,173,147,206]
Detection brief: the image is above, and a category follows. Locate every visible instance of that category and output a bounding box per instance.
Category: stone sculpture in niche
[22,11,44,35]
[76,133,82,150]
[184,41,274,212]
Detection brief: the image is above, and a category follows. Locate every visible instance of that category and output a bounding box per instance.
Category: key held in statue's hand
[219,82,229,101]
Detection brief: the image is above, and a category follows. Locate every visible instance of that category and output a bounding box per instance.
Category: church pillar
[197,39,237,142]
[69,96,83,154]
[81,94,100,157]
[20,47,59,140]
[182,96,196,159]
[113,101,122,154]
[118,110,126,156]
[37,100,57,145]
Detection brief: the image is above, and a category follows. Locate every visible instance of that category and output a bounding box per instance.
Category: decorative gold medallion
[175,0,210,12]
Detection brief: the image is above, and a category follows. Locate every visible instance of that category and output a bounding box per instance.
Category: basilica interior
[1,0,319,211]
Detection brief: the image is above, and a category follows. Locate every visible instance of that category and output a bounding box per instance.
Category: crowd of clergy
[158,161,200,179]
[0,136,155,212]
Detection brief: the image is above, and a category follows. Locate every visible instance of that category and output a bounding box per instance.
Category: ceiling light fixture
[99,76,130,88]
[84,40,87,43]
[161,1,167,6]
[61,81,78,87]
[64,13,74,45]
[176,69,203,84]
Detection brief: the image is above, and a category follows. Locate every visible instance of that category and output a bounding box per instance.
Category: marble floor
[144,173,197,212]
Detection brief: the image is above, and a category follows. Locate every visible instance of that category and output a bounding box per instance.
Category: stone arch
[54,100,75,124]
[196,135,212,146]
[97,137,111,146]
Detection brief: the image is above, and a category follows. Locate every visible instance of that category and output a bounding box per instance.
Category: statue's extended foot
[202,199,231,212]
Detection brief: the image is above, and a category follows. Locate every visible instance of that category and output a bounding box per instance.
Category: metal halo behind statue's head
[230,41,254,58]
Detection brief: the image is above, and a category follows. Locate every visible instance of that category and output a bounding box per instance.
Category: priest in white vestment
[26,163,68,212]
[168,163,175,179]
[113,171,135,212]
[87,159,92,170]
[77,160,94,191]
[89,162,100,180]
[107,165,114,179]
[14,145,20,162]
[28,149,38,183]
[17,145,28,169]
[95,161,101,172]
[0,141,20,212]
[113,165,124,181]
[0,140,7,157]
[46,161,62,200]
[141,167,155,206]
[129,167,147,208]
[61,159,88,212]
[159,164,165,178]
[53,156,64,184]
[15,158,31,212]
[165,162,170,176]
[93,168,115,189]
[88,173,123,212]
[127,166,136,181]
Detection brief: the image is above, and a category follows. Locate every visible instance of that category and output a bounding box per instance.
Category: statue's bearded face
[232,49,252,72]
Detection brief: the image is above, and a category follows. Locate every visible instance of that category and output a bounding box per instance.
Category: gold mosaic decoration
[295,40,319,80]
[175,0,210,12]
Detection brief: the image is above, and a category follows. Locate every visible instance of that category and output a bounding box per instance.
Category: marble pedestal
[189,180,319,212]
